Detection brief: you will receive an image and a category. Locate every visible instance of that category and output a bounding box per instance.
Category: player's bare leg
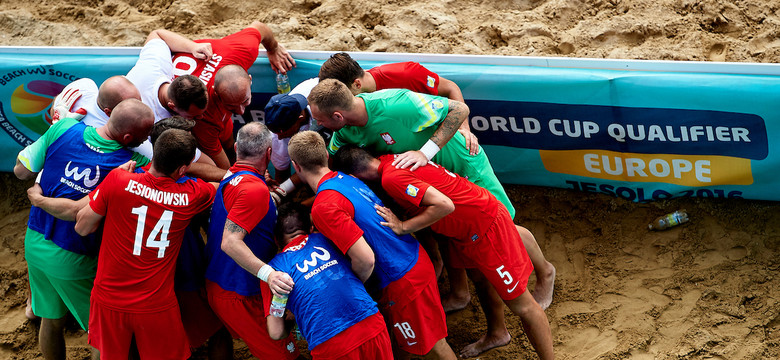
[437,237,470,312]
[39,316,66,360]
[442,266,471,312]
[517,225,555,310]
[90,347,99,360]
[430,338,457,359]
[459,270,511,358]
[505,290,554,360]
[25,296,38,320]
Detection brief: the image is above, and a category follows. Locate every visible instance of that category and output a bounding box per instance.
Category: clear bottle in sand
[276,73,291,94]
[648,210,689,230]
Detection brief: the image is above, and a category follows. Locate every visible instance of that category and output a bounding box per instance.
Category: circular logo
[11,80,65,134]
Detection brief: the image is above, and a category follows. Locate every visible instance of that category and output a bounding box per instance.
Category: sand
[1,1,780,359]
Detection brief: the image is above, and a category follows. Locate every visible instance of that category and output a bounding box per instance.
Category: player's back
[269,233,378,350]
[315,172,419,290]
[91,168,215,312]
[378,155,498,242]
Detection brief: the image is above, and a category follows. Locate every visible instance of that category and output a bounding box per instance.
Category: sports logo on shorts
[380,132,395,145]
[406,184,419,197]
[431,100,444,110]
[426,75,435,88]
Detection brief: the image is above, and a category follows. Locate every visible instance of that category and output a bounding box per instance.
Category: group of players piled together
[15,21,558,360]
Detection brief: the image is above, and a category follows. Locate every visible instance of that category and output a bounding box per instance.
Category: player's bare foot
[442,293,471,313]
[25,297,38,320]
[533,262,556,310]
[459,332,511,358]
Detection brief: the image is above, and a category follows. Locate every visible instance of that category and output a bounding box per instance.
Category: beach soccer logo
[9,80,64,133]
[0,66,78,148]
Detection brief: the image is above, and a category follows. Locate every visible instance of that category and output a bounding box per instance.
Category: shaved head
[107,98,154,148]
[213,64,252,115]
[214,64,251,97]
[97,76,141,112]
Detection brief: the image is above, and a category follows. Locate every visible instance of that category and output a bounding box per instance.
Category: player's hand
[267,43,296,75]
[268,271,295,297]
[50,88,87,123]
[191,43,213,60]
[375,205,406,235]
[26,184,44,207]
[458,128,480,156]
[117,160,137,173]
[392,150,428,171]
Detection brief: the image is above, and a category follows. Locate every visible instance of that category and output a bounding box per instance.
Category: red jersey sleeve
[368,62,440,95]
[311,190,364,254]
[381,167,430,209]
[187,178,217,215]
[206,27,262,71]
[88,169,123,216]
[224,179,271,232]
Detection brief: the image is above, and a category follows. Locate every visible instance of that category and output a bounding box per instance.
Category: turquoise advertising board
[0,48,778,202]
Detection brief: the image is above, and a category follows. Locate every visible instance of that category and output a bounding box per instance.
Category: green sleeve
[328,130,347,155]
[131,153,151,167]
[399,92,450,133]
[16,118,79,172]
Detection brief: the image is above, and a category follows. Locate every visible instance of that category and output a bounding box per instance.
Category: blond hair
[288,131,329,171]
[307,79,353,116]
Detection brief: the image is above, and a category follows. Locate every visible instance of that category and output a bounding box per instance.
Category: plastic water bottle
[276,73,291,94]
[269,293,288,317]
[648,210,689,230]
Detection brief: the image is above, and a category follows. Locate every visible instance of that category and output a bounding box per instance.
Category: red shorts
[205,280,299,359]
[89,299,190,360]
[450,205,534,301]
[176,289,224,348]
[311,312,392,360]
[379,246,447,355]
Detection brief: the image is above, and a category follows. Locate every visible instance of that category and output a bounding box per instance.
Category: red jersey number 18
[131,205,173,258]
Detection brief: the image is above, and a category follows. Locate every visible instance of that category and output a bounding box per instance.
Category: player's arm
[27,184,89,221]
[375,186,454,235]
[187,162,228,182]
[267,315,290,340]
[14,159,35,180]
[146,29,212,59]
[346,237,375,283]
[392,99,470,171]
[75,203,104,236]
[221,219,294,295]
[438,77,479,155]
[249,21,295,74]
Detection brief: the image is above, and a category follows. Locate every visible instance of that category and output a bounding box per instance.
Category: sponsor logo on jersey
[406,184,418,197]
[65,161,100,188]
[426,75,435,88]
[296,246,331,272]
[296,246,339,280]
[380,132,395,145]
[229,175,243,187]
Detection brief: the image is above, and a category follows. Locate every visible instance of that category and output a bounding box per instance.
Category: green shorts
[27,263,94,330]
[25,228,96,331]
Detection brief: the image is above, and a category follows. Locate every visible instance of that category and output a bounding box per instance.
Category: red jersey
[367,62,440,95]
[88,169,216,313]
[311,172,364,254]
[171,27,262,158]
[223,164,271,232]
[377,155,498,243]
